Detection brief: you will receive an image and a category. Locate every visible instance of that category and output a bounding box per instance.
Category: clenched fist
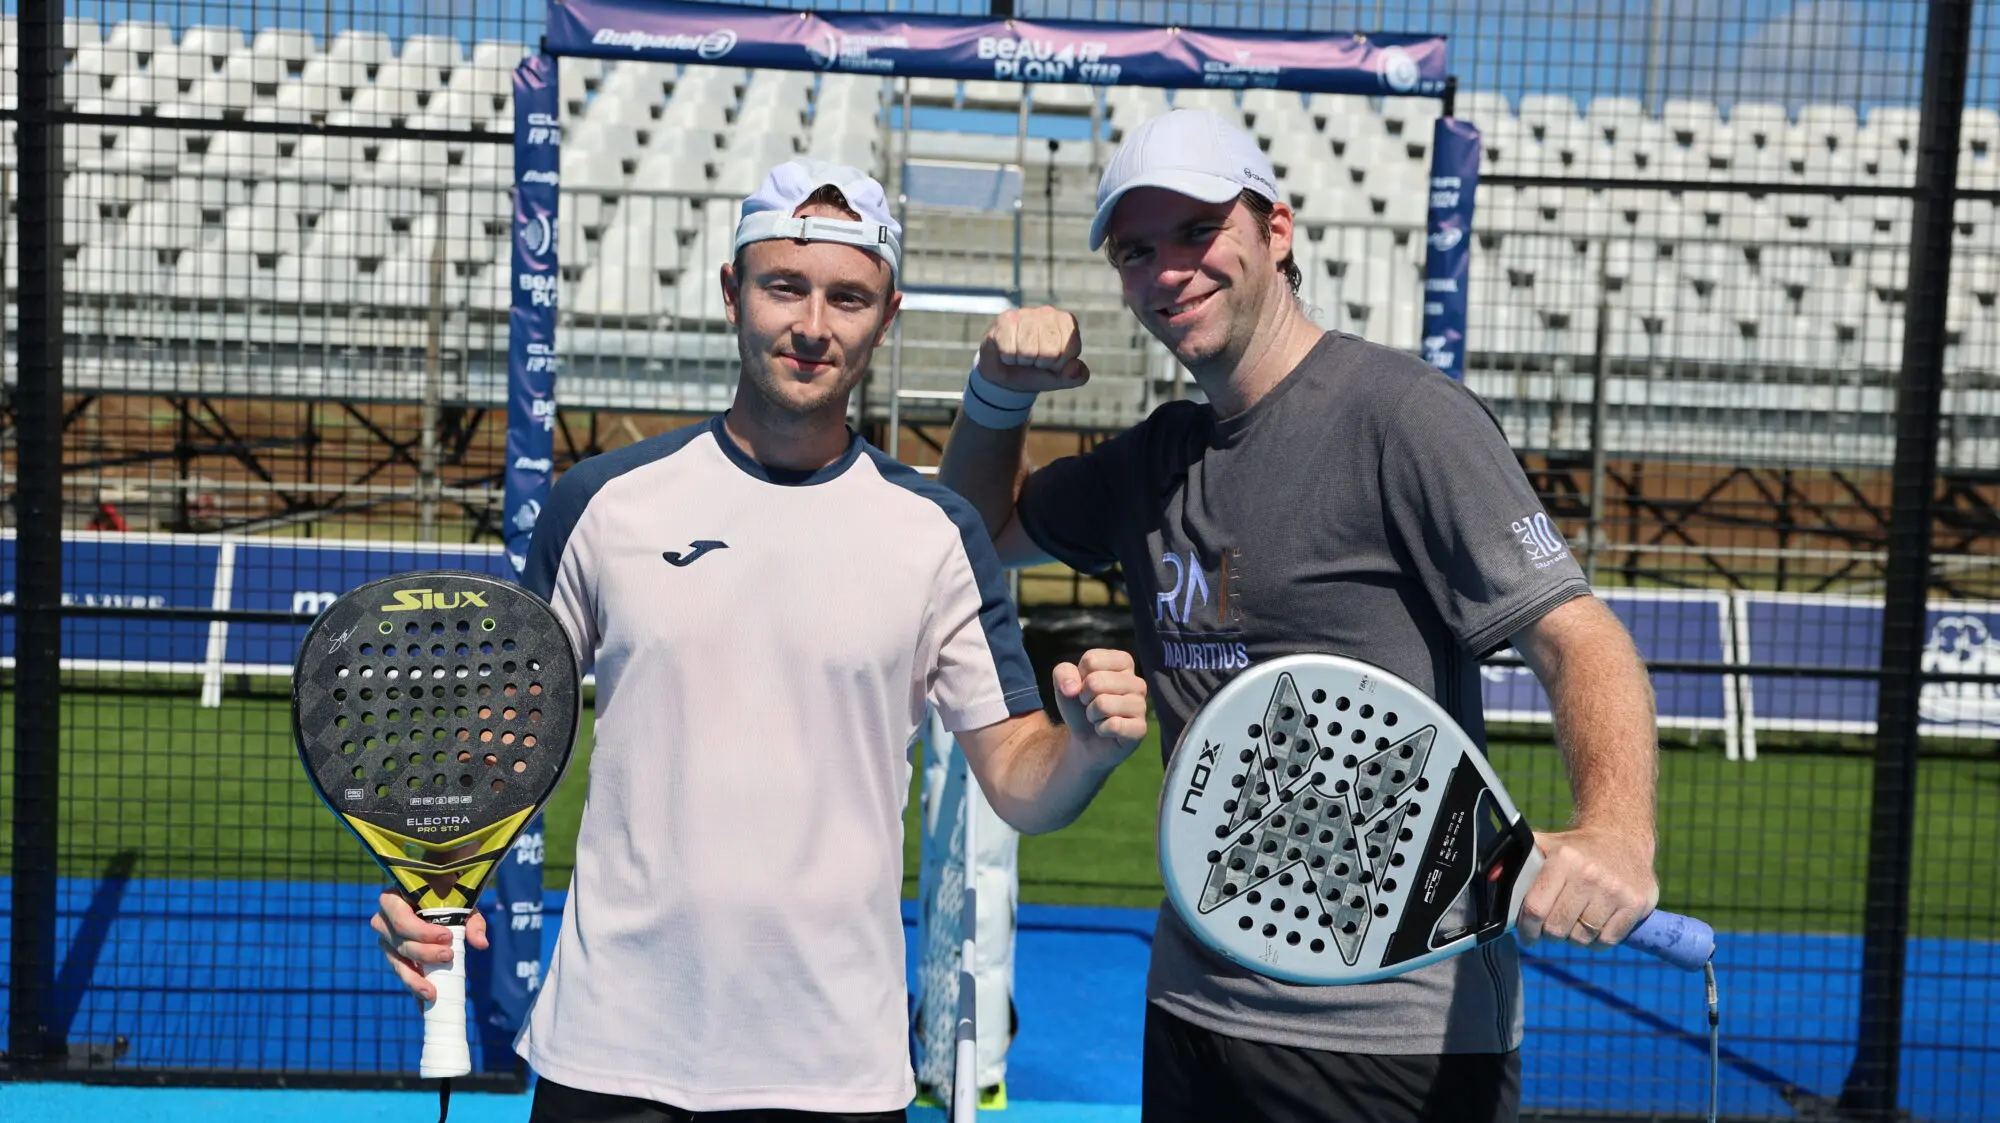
[1051,647,1149,772]
[978,306,1092,391]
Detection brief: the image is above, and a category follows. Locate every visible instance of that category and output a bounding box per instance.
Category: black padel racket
[1159,654,1713,985]
[293,571,580,1087]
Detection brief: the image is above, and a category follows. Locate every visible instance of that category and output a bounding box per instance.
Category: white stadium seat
[308,206,397,262]
[1728,102,1791,148]
[1660,98,1720,146]
[1585,96,1645,141]
[199,127,286,179]
[398,34,464,74]
[66,17,103,51]
[1797,104,1859,152]
[373,138,453,188]
[179,25,244,70]
[1516,93,1579,132]
[223,50,287,90]
[175,247,259,302]
[327,30,393,68]
[961,80,1023,110]
[1379,95,1440,137]
[291,132,370,183]
[452,143,513,188]
[1169,87,1240,122]
[1962,107,2000,155]
[121,200,209,253]
[185,72,262,114]
[106,20,174,55]
[1030,83,1096,115]
[221,203,302,256]
[74,243,159,297]
[251,28,317,71]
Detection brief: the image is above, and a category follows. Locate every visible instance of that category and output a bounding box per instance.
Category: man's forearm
[1515,599,1659,838]
[975,720,1117,835]
[937,414,1029,542]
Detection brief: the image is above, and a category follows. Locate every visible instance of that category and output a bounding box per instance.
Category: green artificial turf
[4,689,1996,939]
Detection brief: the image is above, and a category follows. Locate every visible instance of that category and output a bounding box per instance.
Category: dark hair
[1238,190,1303,296]
[797,183,861,221]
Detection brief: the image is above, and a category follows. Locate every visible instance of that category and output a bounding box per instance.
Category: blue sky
[40,0,2000,114]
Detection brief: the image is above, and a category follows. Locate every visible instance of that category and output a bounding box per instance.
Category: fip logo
[806,31,840,70]
[1427,226,1463,253]
[1920,614,2000,728]
[1378,46,1420,93]
[697,29,737,60]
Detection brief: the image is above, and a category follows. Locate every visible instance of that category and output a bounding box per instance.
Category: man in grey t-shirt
[940,110,1664,1121]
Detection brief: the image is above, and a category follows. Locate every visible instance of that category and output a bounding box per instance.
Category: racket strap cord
[1704,962,1719,1123]
[437,1077,452,1123]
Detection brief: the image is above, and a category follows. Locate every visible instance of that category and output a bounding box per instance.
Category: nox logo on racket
[379,588,492,612]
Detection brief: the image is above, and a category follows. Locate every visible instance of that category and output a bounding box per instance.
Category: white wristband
[961,365,1039,430]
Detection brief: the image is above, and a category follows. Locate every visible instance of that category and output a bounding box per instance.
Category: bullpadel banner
[490,51,562,1048]
[1421,117,1481,379]
[546,0,1447,96]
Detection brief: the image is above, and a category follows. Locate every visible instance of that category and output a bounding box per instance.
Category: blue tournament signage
[1421,117,1480,380]
[546,0,1447,95]
[504,54,562,581]
[491,52,562,1052]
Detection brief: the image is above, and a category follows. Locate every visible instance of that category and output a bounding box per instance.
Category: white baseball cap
[1089,108,1280,251]
[735,159,903,280]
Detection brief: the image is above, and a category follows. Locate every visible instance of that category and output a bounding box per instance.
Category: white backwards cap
[734,159,903,280]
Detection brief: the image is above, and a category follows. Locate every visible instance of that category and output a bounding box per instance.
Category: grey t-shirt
[1017,331,1590,1055]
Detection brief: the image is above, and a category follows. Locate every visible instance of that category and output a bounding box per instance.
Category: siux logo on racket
[379,588,492,612]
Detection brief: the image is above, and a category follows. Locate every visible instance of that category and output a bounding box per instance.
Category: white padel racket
[1159,654,1714,985]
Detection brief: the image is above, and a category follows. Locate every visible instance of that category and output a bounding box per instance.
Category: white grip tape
[419,910,473,1079]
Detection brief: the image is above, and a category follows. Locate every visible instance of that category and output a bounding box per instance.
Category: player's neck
[721,390,852,473]
[1189,293,1323,421]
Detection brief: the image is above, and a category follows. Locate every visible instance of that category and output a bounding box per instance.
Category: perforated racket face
[293,571,581,912]
[1159,654,1538,985]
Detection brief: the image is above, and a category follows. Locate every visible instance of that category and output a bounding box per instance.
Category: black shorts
[528,1077,907,1123]
[1142,1003,1521,1123]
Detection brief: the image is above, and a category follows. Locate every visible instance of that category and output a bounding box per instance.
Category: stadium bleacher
[8,17,2000,452]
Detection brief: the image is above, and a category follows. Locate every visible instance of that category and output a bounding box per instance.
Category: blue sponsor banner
[223,542,512,668]
[492,52,563,1052]
[1737,594,2000,740]
[1421,117,1480,379]
[503,54,562,581]
[0,533,217,666]
[547,0,1446,95]
[1481,590,1738,756]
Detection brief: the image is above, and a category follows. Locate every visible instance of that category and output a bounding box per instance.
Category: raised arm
[937,306,1091,568]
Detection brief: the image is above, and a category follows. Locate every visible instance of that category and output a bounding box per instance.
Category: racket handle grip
[1626,910,1715,972]
[419,910,473,1079]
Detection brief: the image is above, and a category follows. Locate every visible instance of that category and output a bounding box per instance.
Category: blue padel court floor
[1,878,1995,1121]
